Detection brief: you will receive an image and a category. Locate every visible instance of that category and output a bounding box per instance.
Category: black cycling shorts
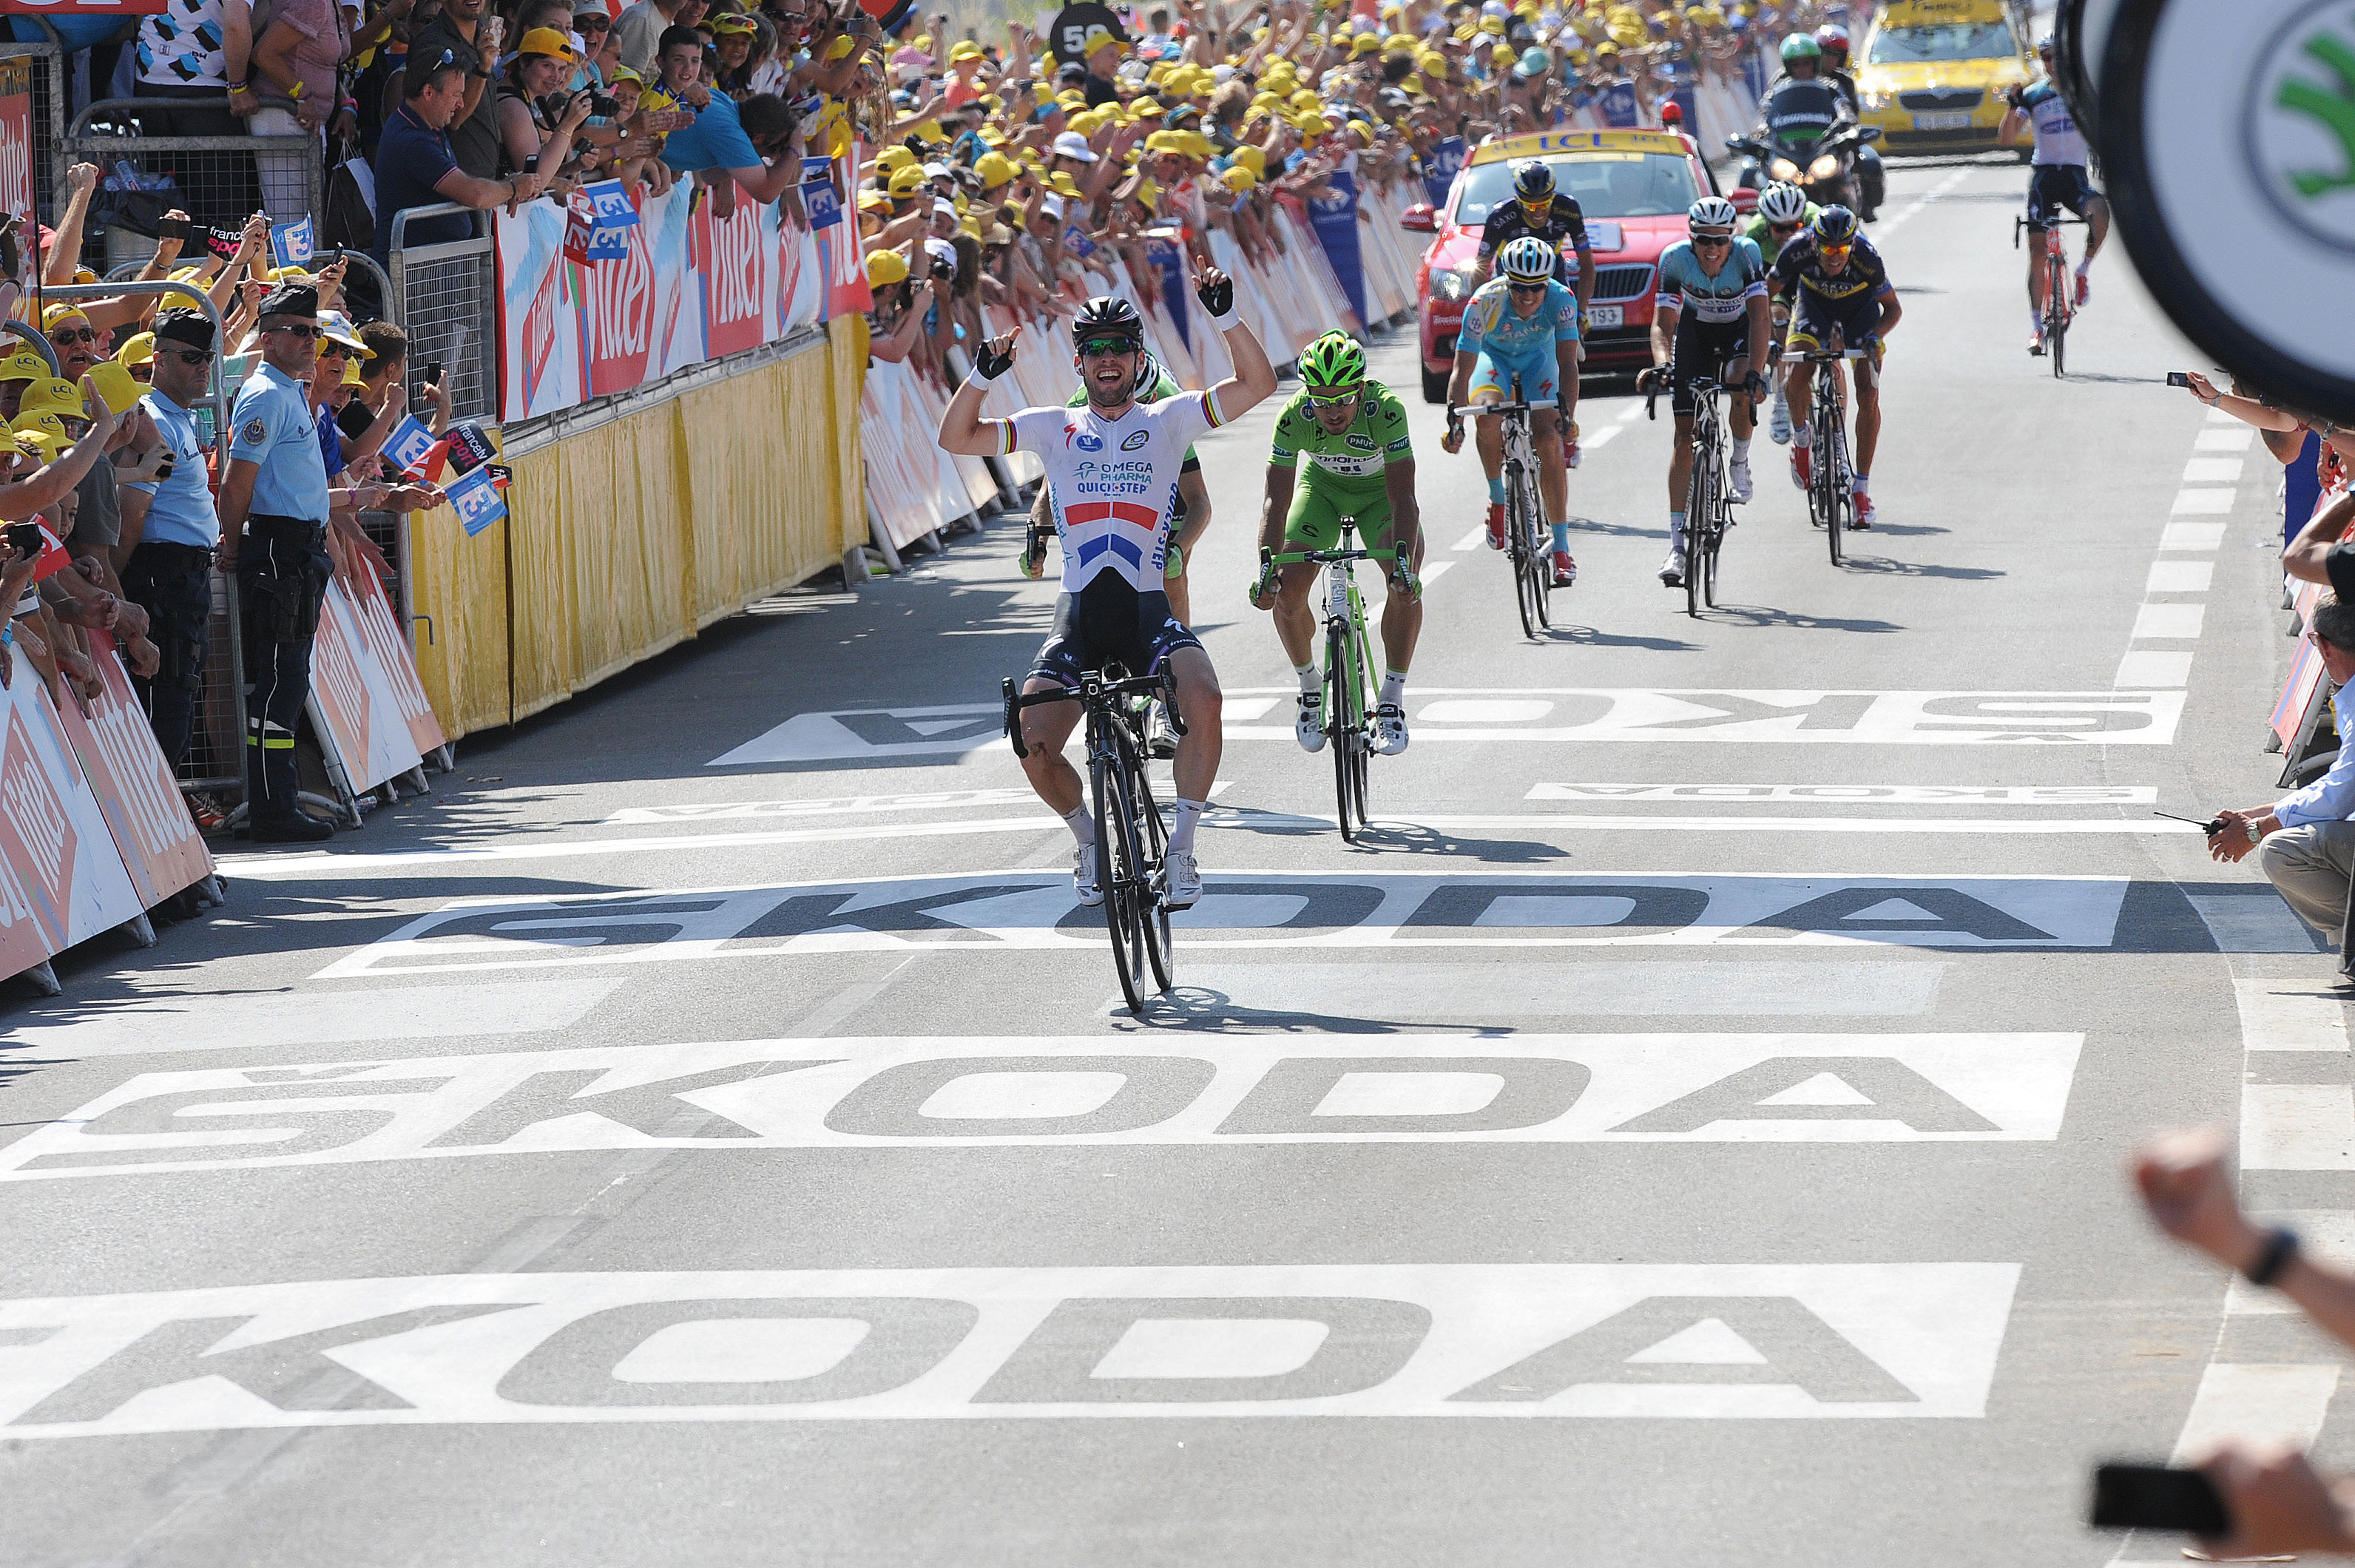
[2025,164,2100,230]
[1028,580,1203,691]
[1788,291,1885,376]
[1670,313,1751,417]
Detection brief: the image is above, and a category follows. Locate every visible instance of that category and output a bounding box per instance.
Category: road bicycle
[2014,213,2084,378]
[1790,345,1867,567]
[1645,367,1746,618]
[1265,523,1399,844]
[1003,665,1184,1015]
[1451,397,1552,638]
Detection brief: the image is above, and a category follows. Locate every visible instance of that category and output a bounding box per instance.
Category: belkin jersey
[2019,79,2087,166]
[1003,391,1226,594]
[1657,235,1769,324]
[1458,276,1579,359]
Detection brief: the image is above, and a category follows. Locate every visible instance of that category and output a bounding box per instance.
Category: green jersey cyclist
[1743,181,1816,445]
[1251,329,1426,756]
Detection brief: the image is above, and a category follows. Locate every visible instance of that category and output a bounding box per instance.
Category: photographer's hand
[2194,1443,2355,1561]
[2133,1127,2268,1274]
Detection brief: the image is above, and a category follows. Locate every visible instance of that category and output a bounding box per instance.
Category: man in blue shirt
[118,308,222,773]
[654,26,800,218]
[373,52,538,271]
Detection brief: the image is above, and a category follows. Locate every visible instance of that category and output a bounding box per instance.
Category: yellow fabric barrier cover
[411,326,863,738]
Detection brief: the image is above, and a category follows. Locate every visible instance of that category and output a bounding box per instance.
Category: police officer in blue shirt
[118,308,219,775]
[217,282,339,842]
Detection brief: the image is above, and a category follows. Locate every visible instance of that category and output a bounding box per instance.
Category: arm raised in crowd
[2284,490,2355,586]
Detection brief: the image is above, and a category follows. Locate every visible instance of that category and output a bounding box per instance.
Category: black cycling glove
[975,335,1016,379]
[1196,269,1234,317]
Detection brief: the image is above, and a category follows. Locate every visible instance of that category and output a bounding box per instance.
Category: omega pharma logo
[2249,4,2355,250]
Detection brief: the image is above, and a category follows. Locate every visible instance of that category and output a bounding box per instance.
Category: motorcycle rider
[1747,34,1860,212]
[1808,24,1882,223]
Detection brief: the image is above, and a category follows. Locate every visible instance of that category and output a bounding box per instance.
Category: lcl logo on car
[2248,6,2355,249]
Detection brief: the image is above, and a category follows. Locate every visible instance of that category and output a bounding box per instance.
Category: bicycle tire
[1686,414,1714,618]
[1819,421,1844,567]
[1328,621,1360,842]
[2047,249,2068,379]
[1091,740,1147,1016]
[1505,464,1537,640]
[1702,477,1723,608]
[1346,612,1375,829]
[1124,729,1175,994]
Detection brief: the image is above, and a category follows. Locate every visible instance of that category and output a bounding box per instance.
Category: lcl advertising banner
[496,152,871,423]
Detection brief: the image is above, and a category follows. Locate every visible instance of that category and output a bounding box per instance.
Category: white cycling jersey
[2020,80,2087,167]
[1001,389,1227,594]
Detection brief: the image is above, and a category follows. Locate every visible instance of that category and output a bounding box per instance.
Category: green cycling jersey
[1268,380,1414,550]
[1743,200,1824,266]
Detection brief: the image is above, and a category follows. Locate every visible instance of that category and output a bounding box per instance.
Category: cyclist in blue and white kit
[1999,35,2108,356]
[937,277,1278,910]
[1638,196,1771,588]
[1441,234,1581,588]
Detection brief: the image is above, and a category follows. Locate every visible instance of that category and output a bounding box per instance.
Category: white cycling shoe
[1164,849,1203,910]
[1768,395,1791,446]
[1375,703,1409,755]
[1729,457,1754,503]
[1659,546,1686,587]
[1294,691,1327,753]
[1073,842,1104,907]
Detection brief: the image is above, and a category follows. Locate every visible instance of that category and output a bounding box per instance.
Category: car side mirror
[1401,203,1438,232]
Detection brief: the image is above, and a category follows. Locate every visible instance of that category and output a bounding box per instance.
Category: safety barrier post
[58,95,319,275]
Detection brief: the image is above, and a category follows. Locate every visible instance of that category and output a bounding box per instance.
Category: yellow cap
[1222,165,1257,192]
[517,25,576,60]
[0,351,47,384]
[973,150,1016,189]
[11,408,70,443]
[948,38,983,60]
[875,144,915,172]
[865,248,910,286]
[856,190,892,212]
[39,303,88,332]
[18,378,84,422]
[911,117,948,143]
[1290,87,1319,108]
[113,331,156,368]
[824,31,855,59]
[11,428,62,464]
[339,356,366,388]
[889,164,928,194]
[1048,169,1082,197]
[1130,97,1164,117]
[1351,33,1379,52]
[1229,144,1266,175]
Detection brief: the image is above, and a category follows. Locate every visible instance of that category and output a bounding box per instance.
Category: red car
[1403,127,1735,400]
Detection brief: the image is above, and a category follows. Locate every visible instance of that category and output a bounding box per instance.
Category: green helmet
[1780,32,1821,60]
[1299,331,1366,391]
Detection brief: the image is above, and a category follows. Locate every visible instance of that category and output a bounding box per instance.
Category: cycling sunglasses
[1768,220,1802,235]
[1817,241,1854,260]
[1506,280,1548,295]
[1304,385,1361,403]
[1692,232,1733,247]
[1077,336,1138,358]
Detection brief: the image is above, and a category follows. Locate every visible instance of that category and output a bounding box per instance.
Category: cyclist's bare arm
[1382,457,1422,566]
[1257,464,1294,554]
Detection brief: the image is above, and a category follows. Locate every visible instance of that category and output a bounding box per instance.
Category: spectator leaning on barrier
[655,27,803,219]
[2209,578,2355,937]
[117,309,223,778]
[374,49,539,269]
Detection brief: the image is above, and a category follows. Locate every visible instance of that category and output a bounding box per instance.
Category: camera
[584,89,620,117]
[930,254,956,281]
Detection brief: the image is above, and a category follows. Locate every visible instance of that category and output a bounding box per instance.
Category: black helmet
[1072,295,1144,350]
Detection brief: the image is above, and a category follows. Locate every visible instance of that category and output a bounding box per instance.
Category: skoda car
[1406,128,1726,399]
[1853,0,2034,158]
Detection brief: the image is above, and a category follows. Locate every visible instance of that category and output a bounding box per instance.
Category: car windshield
[1865,21,2016,62]
[1453,152,1699,226]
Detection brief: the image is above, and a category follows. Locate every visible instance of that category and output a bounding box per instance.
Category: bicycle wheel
[1702,479,1724,609]
[1529,504,1554,629]
[1328,621,1362,842]
[1505,464,1538,640]
[1090,740,1147,1016]
[1686,433,1713,618]
[1124,731,1175,994]
[1817,421,1845,566]
[2047,250,2068,379]
[1346,616,1374,827]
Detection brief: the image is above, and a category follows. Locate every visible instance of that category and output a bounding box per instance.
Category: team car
[1405,128,1729,396]
[1851,0,2035,158]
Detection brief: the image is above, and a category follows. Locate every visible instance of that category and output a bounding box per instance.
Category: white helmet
[1757,181,1809,225]
[1687,195,1740,234]
[1499,234,1555,283]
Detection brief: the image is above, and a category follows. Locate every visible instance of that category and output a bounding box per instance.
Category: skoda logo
[2248,3,2355,251]
[1074,432,1104,452]
[1121,429,1151,450]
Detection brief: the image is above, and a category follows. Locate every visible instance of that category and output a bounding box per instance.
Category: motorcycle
[1726,124,1885,214]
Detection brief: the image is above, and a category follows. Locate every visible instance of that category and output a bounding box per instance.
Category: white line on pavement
[2235,979,2351,1052]
[2160,522,2226,550]
[2171,489,2236,515]
[2130,604,2206,640]
[1451,526,1487,550]
[2195,428,2255,451]
[2113,650,2192,689]
[1578,424,1624,453]
[2167,1365,2341,1463]
[1422,560,1457,585]
[2183,458,2244,484]
[1870,167,1973,239]
[2145,561,2213,594]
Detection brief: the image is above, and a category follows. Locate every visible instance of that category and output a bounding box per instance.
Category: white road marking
[605,788,1045,825]
[1869,166,1972,239]
[2160,522,2228,551]
[0,981,625,1056]
[0,1263,2021,1429]
[2113,651,2192,688]
[1578,424,1624,453]
[1451,527,1487,551]
[2183,458,2245,484]
[1526,784,2158,805]
[1615,402,1646,422]
[2195,428,2256,451]
[1421,560,1457,585]
[2167,1365,2341,1462]
[2130,604,2206,640]
[1169,960,1948,1016]
[2241,1086,2355,1169]
[220,818,1069,878]
[0,1033,2087,1180]
[2171,490,2236,515]
[311,870,2138,978]
[2145,561,2214,594]
[2234,979,2350,1052]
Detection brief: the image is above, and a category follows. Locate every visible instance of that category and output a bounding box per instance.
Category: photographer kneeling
[2209,589,2355,942]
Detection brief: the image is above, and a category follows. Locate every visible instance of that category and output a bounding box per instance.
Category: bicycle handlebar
[1001,670,1181,760]
[1786,348,1868,361]
[1268,547,1401,565]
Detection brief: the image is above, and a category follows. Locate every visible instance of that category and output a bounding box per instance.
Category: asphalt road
[4,155,2348,1567]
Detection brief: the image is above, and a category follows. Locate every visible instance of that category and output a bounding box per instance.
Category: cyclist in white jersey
[938,275,1277,910]
[1999,36,2109,354]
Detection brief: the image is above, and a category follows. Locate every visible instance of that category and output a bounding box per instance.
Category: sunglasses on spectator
[575,13,609,29]
[266,322,321,339]
[48,326,95,344]
[317,340,352,356]
[1077,337,1135,358]
[170,349,214,365]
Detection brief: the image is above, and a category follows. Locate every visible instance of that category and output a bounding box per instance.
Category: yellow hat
[824,31,855,59]
[1057,87,1087,109]
[889,164,928,194]
[11,429,61,464]
[876,144,915,173]
[39,303,88,333]
[709,13,754,33]
[1222,165,1257,192]
[865,248,910,286]
[1402,73,1425,92]
[1492,41,1516,60]
[12,409,70,443]
[978,126,1006,146]
[1250,91,1281,111]
[517,25,576,60]
[1130,97,1164,118]
[1178,129,1212,158]
[1479,14,1505,32]
[1294,112,1332,135]
[0,351,47,384]
[973,150,1016,189]
[910,117,949,143]
[113,331,156,368]
[856,190,892,212]
[1048,169,1082,197]
[948,38,984,61]
[1351,33,1379,53]
[1134,176,1160,207]
[339,356,365,388]
[167,264,208,285]
[1229,144,1266,175]
[1290,87,1320,108]
[1081,23,1117,55]
[18,378,84,422]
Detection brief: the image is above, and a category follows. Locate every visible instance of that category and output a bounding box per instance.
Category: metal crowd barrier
[388,203,498,425]
[61,94,315,275]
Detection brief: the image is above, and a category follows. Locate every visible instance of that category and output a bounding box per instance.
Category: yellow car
[1853,0,2035,158]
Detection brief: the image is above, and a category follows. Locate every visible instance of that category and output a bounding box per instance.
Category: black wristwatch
[2246,1228,2300,1288]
